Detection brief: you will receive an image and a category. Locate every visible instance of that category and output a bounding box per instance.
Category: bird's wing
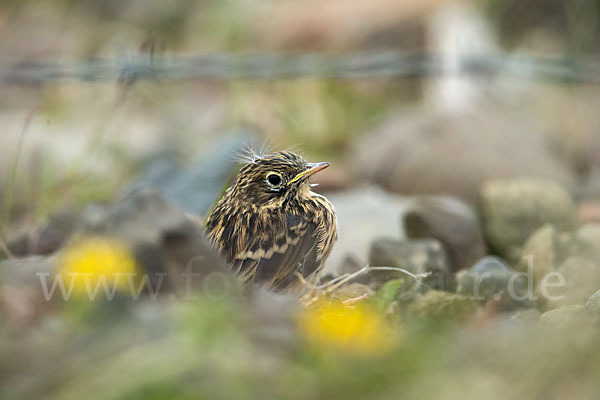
[233,213,322,290]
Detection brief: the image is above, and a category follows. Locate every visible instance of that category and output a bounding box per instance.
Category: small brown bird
[205,151,337,291]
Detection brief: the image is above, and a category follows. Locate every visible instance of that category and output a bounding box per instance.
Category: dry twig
[0,237,14,259]
[300,265,432,307]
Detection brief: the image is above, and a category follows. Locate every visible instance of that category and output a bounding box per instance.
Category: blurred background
[2,0,600,269]
[2,0,600,399]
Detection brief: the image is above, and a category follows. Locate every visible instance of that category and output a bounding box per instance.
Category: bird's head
[231,151,330,205]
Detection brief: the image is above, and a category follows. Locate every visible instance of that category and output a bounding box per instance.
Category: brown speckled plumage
[205,151,337,291]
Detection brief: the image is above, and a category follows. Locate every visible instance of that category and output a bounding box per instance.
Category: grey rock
[353,108,575,203]
[457,256,533,310]
[407,290,477,321]
[575,223,600,260]
[518,224,561,283]
[1,190,234,324]
[323,187,410,276]
[132,132,254,215]
[0,256,56,289]
[77,187,231,292]
[0,256,57,327]
[519,223,588,280]
[519,225,600,308]
[585,289,600,313]
[335,254,366,277]
[8,211,79,257]
[368,237,452,291]
[79,187,197,242]
[403,196,486,272]
[543,257,600,309]
[575,223,600,245]
[479,178,577,260]
[538,305,585,328]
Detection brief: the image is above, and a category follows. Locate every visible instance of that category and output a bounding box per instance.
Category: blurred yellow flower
[298,300,394,355]
[59,236,139,297]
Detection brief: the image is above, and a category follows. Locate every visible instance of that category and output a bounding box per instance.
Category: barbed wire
[1,51,600,85]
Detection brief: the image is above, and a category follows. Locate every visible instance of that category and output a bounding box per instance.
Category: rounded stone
[403,196,486,272]
[585,289,600,313]
[457,256,532,310]
[479,178,577,260]
[518,224,559,282]
[538,305,585,328]
[542,257,600,309]
[368,237,452,290]
[407,290,477,321]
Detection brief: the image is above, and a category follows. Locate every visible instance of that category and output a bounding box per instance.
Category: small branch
[301,265,433,307]
[321,265,370,294]
[342,293,371,306]
[319,265,432,294]
[369,266,431,281]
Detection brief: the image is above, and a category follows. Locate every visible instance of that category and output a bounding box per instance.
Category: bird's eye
[266,173,282,187]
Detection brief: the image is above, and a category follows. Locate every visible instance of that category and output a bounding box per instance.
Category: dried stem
[300,265,432,307]
[0,236,14,259]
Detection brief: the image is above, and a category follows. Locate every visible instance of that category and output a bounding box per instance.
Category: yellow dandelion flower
[298,300,395,355]
[59,236,139,298]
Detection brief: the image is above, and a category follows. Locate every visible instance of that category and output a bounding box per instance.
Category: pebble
[457,256,532,310]
[543,257,600,309]
[407,290,477,321]
[403,196,486,272]
[368,237,452,291]
[479,178,577,261]
[353,109,575,202]
[537,305,585,328]
[585,289,600,313]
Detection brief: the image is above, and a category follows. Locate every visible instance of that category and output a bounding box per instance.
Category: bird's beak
[288,162,330,184]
